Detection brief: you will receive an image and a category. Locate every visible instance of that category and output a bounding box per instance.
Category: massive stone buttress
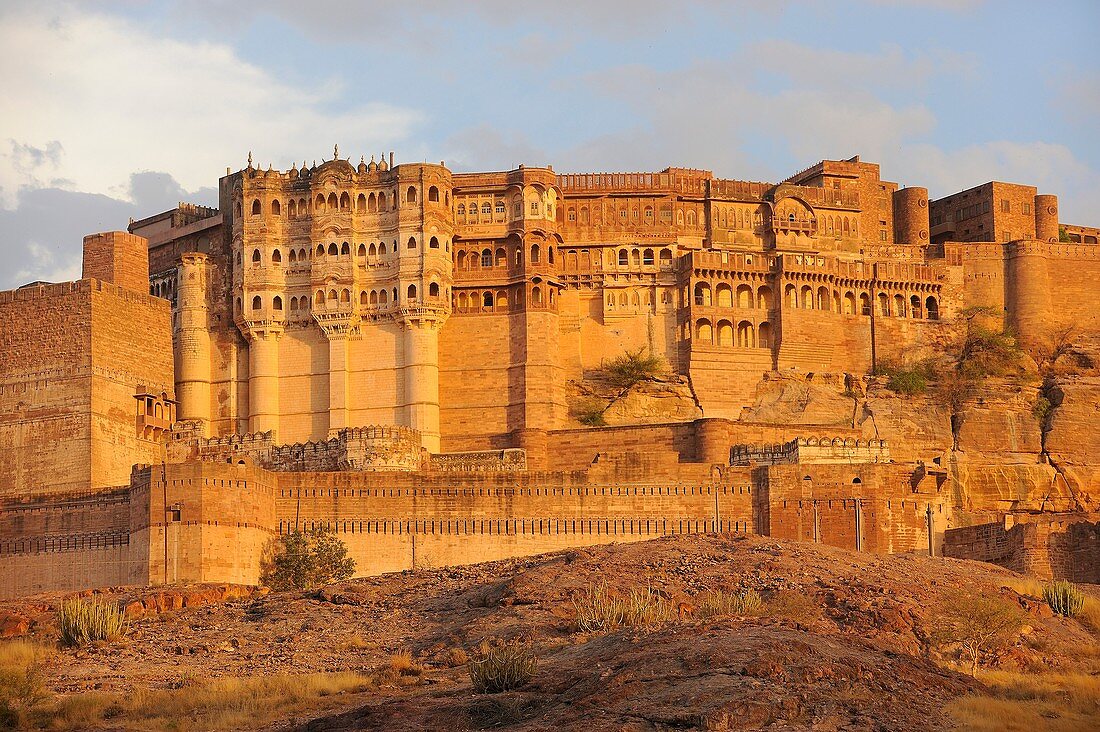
[225,153,454,450]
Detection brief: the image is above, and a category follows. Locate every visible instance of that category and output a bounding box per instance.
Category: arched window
[457,204,466,216]
[860,293,871,316]
[548,246,555,264]
[406,186,417,204]
[272,296,282,311]
[315,290,325,306]
[360,291,369,306]
[368,192,377,212]
[926,296,939,320]
[495,201,505,215]
[316,194,326,212]
[235,200,242,217]
[758,285,773,310]
[817,286,830,311]
[356,193,366,213]
[737,320,755,348]
[271,249,282,264]
[495,247,506,267]
[530,244,540,264]
[369,243,377,257]
[252,295,262,311]
[380,289,389,304]
[631,249,640,266]
[430,282,440,298]
[379,242,387,255]
[531,286,542,304]
[497,290,508,307]
[660,248,673,268]
[316,244,325,258]
[696,319,713,343]
[716,284,733,308]
[290,297,298,310]
[758,322,772,348]
[483,291,494,308]
[618,249,629,266]
[801,286,814,309]
[289,249,297,264]
[251,199,261,216]
[378,192,387,210]
[407,236,417,249]
[694,282,712,306]
[736,284,753,309]
[844,292,856,315]
[643,249,654,266]
[429,236,439,249]
[717,320,734,347]
[341,242,350,256]
[328,243,338,256]
[288,199,297,219]
[328,289,338,304]
[911,295,922,318]
[877,292,890,315]
[339,192,350,210]
[357,243,366,258]
[407,284,417,301]
[785,284,797,308]
[893,293,906,317]
[428,186,439,202]
[369,290,378,305]
[481,249,493,268]
[271,199,281,216]
[299,248,307,261]
[482,202,491,216]
[341,289,350,303]
[251,249,262,265]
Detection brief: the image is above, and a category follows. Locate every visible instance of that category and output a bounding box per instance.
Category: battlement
[731,437,891,466]
[428,448,527,472]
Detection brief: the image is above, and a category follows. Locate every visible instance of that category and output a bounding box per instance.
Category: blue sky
[1,0,1097,288]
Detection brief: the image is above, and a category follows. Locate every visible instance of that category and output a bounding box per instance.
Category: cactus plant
[1043,579,1085,617]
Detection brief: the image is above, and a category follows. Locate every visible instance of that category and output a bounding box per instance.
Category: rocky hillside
[2,535,1098,731]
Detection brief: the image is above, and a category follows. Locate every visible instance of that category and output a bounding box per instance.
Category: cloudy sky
[1,0,1097,288]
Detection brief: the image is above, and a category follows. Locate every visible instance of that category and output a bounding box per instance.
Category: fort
[2,150,1099,597]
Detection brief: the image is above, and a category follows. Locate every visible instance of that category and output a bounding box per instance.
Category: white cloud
[0,3,424,208]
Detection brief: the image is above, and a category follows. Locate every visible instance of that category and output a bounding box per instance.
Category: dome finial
[247,150,253,167]
[334,143,339,160]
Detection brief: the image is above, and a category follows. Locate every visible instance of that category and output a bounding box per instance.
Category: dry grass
[0,641,53,727]
[5,671,371,731]
[1001,576,1100,635]
[764,590,823,625]
[947,670,1100,732]
[442,647,469,668]
[695,588,764,618]
[387,650,423,677]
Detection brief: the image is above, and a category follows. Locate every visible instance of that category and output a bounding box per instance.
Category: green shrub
[1043,580,1085,617]
[930,593,1024,675]
[468,641,537,693]
[888,369,928,395]
[261,528,356,591]
[569,396,607,427]
[598,349,667,390]
[58,598,127,646]
[573,583,674,631]
[572,583,625,632]
[1032,396,1053,425]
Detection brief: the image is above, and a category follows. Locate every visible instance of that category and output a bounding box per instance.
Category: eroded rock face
[737,372,857,426]
[568,375,702,426]
[1044,378,1100,512]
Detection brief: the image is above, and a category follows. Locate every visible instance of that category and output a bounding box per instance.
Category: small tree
[930,593,1024,675]
[261,528,356,591]
[1021,323,1079,375]
[598,348,667,390]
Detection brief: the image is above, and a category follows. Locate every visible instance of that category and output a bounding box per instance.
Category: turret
[175,253,212,435]
[1035,194,1058,243]
[892,187,929,246]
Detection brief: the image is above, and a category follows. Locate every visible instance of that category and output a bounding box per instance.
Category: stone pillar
[1034,194,1059,243]
[327,333,349,436]
[247,327,282,437]
[402,320,441,453]
[176,253,212,435]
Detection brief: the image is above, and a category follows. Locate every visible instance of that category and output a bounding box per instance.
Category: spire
[334,143,339,160]
[247,151,253,168]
